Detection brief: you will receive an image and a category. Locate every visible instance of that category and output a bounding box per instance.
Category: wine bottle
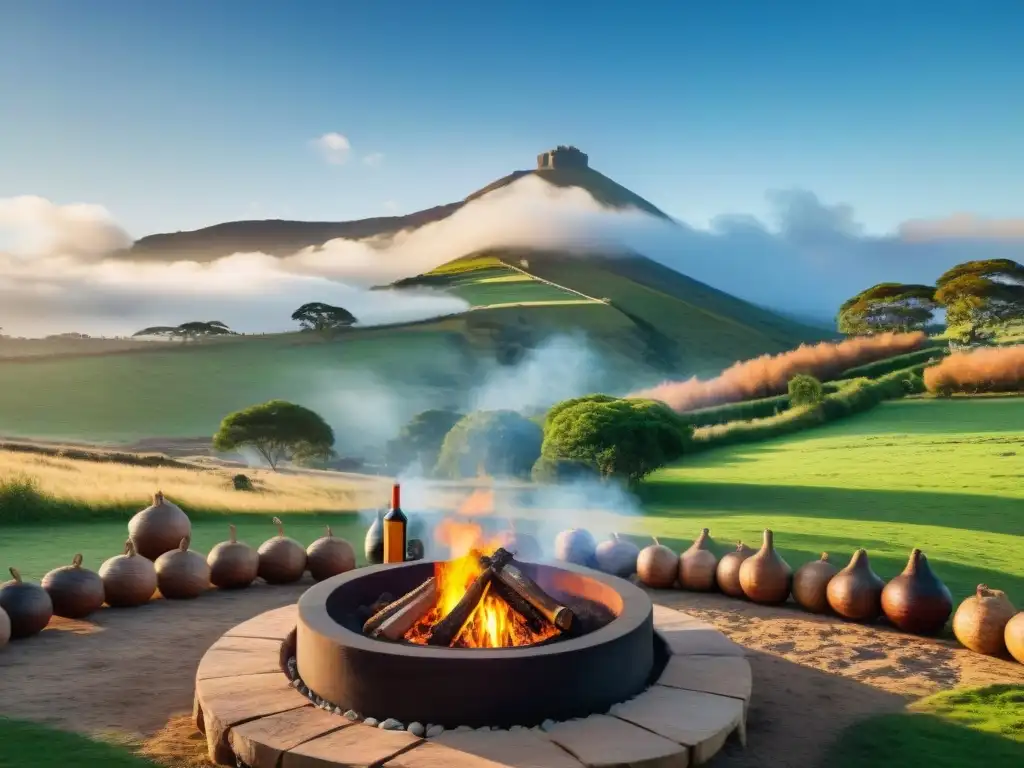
[383,483,408,564]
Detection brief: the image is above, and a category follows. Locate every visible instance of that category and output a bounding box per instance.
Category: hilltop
[127,146,669,262]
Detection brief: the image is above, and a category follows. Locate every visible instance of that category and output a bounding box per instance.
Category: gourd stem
[9,567,21,582]
[228,524,237,543]
[179,536,190,551]
[325,525,333,538]
[272,516,285,537]
[72,554,84,568]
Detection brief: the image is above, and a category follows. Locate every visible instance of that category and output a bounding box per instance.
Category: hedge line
[691,364,926,451]
[679,381,844,428]
[836,346,948,380]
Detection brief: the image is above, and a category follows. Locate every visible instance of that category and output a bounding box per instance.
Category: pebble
[425,725,444,738]
[333,707,343,716]
[290,679,302,689]
[298,685,309,696]
[608,704,626,717]
[509,725,525,732]
[541,719,556,732]
[476,726,491,732]
[454,725,472,732]
[363,717,379,727]
[407,722,425,737]
[379,718,404,731]
[344,710,360,721]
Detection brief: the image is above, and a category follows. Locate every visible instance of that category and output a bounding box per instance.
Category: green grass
[637,397,1024,604]
[425,265,587,307]
[0,329,472,443]
[823,685,1024,767]
[0,719,157,768]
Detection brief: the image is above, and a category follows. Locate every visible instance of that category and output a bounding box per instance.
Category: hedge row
[691,364,926,451]
[836,345,947,380]
[679,381,844,428]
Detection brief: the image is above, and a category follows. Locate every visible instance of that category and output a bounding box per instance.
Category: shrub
[788,374,825,406]
[838,346,949,379]
[232,474,254,491]
[541,397,692,485]
[385,409,464,473]
[923,345,1024,395]
[213,400,334,471]
[530,456,600,484]
[435,410,543,479]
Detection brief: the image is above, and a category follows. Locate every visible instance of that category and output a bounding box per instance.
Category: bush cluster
[434,410,543,480]
[923,345,1024,395]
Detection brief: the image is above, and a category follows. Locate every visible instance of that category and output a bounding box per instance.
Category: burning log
[485,548,574,632]
[426,566,494,647]
[363,579,435,636]
[371,579,438,641]
[488,578,546,635]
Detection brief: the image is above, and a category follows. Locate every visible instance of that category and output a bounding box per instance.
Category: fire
[403,513,559,648]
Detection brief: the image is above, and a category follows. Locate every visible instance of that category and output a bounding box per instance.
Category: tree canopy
[133,320,235,341]
[934,259,1024,344]
[540,397,692,485]
[385,408,464,473]
[836,283,938,335]
[212,400,334,470]
[291,302,357,333]
[434,410,543,479]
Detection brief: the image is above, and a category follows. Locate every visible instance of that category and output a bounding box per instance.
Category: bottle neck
[391,483,401,510]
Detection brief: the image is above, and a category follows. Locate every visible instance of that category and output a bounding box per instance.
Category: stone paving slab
[229,706,350,768]
[196,635,285,681]
[656,655,752,707]
[282,724,421,768]
[432,728,586,768]
[224,603,299,640]
[544,714,690,768]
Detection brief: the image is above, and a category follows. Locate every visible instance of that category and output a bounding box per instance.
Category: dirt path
[1,585,1021,768]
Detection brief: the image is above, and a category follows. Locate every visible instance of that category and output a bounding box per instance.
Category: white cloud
[363,152,385,167]
[3,176,1024,339]
[310,132,351,165]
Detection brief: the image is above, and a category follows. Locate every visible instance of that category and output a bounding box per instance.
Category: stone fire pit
[193,569,753,767]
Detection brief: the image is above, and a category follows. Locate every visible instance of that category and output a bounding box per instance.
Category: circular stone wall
[296,560,655,728]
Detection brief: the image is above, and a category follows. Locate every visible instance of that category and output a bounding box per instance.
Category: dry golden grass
[0,447,386,514]
[136,716,214,768]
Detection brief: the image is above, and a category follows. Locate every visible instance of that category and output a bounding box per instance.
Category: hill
[126,148,670,262]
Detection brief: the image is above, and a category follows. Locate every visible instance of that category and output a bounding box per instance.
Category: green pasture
[637,397,1024,604]
[0,719,158,768]
[0,330,471,443]
[825,685,1024,767]
[428,265,586,307]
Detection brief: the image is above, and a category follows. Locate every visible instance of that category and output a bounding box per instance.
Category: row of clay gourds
[0,493,358,646]
[552,526,1024,664]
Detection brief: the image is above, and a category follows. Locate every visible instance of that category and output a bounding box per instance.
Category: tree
[212,400,334,471]
[540,397,692,486]
[133,320,235,341]
[788,374,824,406]
[836,283,937,335]
[291,302,357,333]
[385,409,464,473]
[434,410,543,479]
[934,259,1024,344]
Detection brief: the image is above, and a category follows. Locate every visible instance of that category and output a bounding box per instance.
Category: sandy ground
[1,584,1022,768]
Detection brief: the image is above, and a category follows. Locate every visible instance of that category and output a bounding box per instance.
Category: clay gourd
[99,540,158,607]
[595,533,640,578]
[792,553,838,614]
[1005,612,1024,665]
[258,517,307,584]
[364,510,385,565]
[716,542,755,598]
[155,536,210,600]
[41,554,106,619]
[637,538,678,589]
[306,526,356,582]
[739,529,792,605]
[826,549,885,622]
[678,528,718,592]
[207,525,259,590]
[953,584,1016,656]
[554,529,597,567]
[0,567,53,639]
[0,606,9,648]
[494,530,542,561]
[128,491,191,560]
[880,548,953,635]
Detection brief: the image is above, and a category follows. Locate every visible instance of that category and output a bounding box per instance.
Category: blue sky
[2,0,1022,239]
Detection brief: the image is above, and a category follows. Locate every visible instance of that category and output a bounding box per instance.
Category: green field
[825,685,1024,767]
[637,397,1024,604]
[426,264,589,307]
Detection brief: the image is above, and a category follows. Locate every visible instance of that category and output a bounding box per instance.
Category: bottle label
[383,519,406,563]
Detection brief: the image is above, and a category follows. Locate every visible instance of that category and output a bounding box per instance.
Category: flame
[458,488,495,517]
[403,516,559,648]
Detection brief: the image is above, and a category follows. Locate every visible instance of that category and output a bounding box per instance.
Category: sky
[2,0,1023,240]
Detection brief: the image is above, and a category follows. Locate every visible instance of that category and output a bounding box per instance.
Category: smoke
[631,331,927,412]
[924,345,1024,394]
[5,176,1024,337]
[469,334,605,414]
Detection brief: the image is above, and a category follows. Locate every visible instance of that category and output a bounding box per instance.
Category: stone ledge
[194,603,752,768]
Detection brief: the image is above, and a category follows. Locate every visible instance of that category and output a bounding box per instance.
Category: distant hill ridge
[127,146,669,262]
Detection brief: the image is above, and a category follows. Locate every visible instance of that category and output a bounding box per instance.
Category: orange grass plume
[924,344,1024,395]
[630,331,927,412]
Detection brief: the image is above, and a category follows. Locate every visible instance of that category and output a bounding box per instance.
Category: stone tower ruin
[536,145,589,170]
